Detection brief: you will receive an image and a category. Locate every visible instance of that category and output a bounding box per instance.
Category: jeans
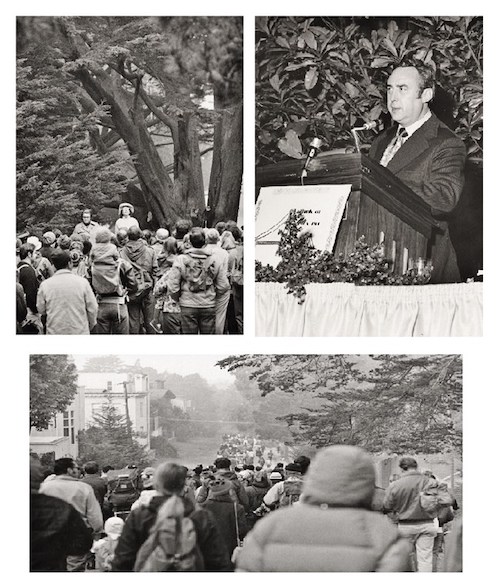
[162,312,181,334]
[67,553,88,571]
[94,302,129,334]
[398,521,437,572]
[214,289,231,334]
[180,306,215,334]
[128,290,155,334]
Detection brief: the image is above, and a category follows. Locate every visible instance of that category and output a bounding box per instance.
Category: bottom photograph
[29,353,462,573]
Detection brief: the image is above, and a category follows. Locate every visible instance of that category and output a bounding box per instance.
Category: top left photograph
[16,16,243,335]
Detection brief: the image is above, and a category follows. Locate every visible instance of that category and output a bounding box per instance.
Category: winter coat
[202,495,247,559]
[30,493,93,571]
[111,494,232,571]
[236,445,411,572]
[120,240,158,281]
[383,470,438,522]
[166,247,230,308]
[196,470,249,510]
[82,473,108,508]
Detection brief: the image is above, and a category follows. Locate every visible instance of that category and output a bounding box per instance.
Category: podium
[256,152,441,274]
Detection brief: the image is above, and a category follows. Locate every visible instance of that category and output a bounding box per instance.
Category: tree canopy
[30,355,78,430]
[78,398,151,469]
[218,355,462,454]
[17,16,243,233]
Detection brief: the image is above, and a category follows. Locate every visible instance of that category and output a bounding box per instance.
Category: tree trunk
[172,112,206,225]
[207,102,243,225]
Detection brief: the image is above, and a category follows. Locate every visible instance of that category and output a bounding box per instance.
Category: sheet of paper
[255,184,351,266]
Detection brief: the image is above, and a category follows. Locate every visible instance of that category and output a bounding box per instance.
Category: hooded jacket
[236,446,411,572]
[166,247,230,308]
[120,240,158,282]
[111,494,231,571]
[196,470,249,510]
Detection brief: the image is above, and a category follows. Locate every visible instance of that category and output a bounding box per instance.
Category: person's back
[112,462,231,572]
[236,445,411,572]
[31,489,93,570]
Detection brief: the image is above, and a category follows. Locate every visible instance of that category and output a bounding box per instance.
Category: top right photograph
[255,16,482,337]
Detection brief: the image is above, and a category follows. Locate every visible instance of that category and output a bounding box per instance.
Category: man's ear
[421,87,433,104]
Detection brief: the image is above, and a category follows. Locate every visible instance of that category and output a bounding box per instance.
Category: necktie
[380,128,408,167]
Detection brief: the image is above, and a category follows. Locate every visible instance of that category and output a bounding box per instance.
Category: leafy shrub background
[256,16,482,166]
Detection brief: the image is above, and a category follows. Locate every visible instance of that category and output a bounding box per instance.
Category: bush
[256,17,482,165]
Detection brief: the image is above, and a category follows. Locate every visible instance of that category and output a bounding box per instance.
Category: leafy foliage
[81,356,126,373]
[219,354,462,455]
[255,210,432,301]
[17,58,127,235]
[30,355,78,430]
[78,399,151,469]
[256,17,482,165]
[17,16,243,230]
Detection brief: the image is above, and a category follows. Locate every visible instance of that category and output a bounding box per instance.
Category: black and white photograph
[16,16,243,335]
[255,16,483,336]
[29,353,462,572]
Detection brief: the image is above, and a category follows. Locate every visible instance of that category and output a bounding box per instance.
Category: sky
[72,354,237,388]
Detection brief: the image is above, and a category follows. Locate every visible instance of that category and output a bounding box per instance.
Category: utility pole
[122,381,133,440]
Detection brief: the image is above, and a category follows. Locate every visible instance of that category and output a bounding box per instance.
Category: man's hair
[214,221,226,235]
[102,465,113,473]
[228,225,242,242]
[82,209,92,217]
[19,243,33,260]
[51,249,71,271]
[189,228,206,249]
[396,60,436,96]
[214,457,231,470]
[205,228,220,244]
[82,240,93,256]
[127,226,142,241]
[116,228,129,246]
[174,219,192,239]
[84,461,99,475]
[399,457,418,471]
[154,462,187,494]
[95,228,112,244]
[294,455,311,475]
[54,457,75,476]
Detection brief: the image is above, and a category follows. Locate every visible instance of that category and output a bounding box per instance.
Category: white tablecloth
[255,282,483,337]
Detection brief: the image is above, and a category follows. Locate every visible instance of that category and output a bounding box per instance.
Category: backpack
[419,479,453,518]
[183,255,214,292]
[278,479,303,508]
[107,469,140,510]
[91,259,123,296]
[134,496,202,572]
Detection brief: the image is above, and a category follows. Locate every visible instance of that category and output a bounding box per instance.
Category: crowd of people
[30,442,462,573]
[16,205,243,335]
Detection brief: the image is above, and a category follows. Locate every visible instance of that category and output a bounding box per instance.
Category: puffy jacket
[236,446,412,572]
[166,247,230,308]
[111,494,231,571]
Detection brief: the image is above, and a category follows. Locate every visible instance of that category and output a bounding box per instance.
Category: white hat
[104,516,124,539]
[27,236,42,251]
[118,202,135,214]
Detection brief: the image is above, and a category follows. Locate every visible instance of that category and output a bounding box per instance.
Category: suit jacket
[369,113,466,283]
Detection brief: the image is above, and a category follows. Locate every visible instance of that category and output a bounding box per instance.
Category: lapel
[387,114,439,174]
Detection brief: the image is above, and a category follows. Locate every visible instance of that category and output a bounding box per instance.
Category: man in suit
[369,63,466,283]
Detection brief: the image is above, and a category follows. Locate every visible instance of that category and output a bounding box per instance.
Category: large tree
[78,399,151,469]
[218,355,462,454]
[30,355,78,430]
[17,16,242,230]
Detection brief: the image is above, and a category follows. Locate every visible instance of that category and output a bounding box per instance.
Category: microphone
[301,138,322,177]
[352,121,377,132]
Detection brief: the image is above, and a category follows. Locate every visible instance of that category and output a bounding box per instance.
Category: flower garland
[256,210,432,303]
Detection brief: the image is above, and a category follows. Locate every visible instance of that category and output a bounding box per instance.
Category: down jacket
[236,445,412,572]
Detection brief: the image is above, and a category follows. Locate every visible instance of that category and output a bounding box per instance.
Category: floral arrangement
[255,210,432,302]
